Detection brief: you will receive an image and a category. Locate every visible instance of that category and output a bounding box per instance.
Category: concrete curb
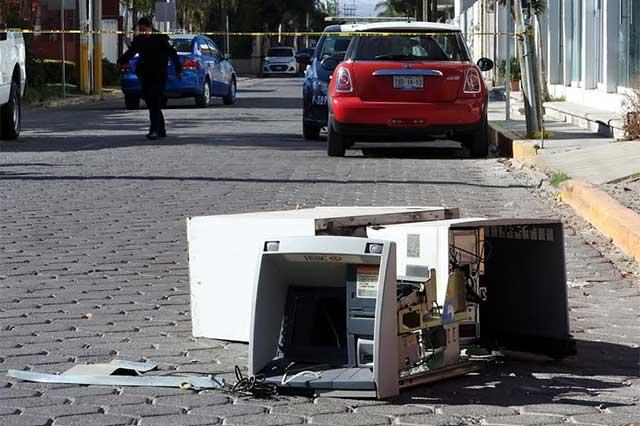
[561,180,640,262]
[489,120,640,263]
[31,90,122,109]
[488,122,538,163]
[31,78,259,109]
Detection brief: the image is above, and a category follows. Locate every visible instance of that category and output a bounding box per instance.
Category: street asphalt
[1,78,639,425]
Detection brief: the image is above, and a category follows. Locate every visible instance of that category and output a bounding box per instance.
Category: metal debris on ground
[6,359,225,390]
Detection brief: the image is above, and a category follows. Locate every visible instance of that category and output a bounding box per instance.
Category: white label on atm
[356,266,379,299]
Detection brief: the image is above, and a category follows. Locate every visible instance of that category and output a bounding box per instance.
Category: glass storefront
[596,0,604,84]
[619,0,640,87]
[570,0,582,83]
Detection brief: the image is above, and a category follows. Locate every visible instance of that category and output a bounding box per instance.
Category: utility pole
[513,0,540,133]
[79,0,90,94]
[522,0,543,131]
[304,12,309,49]
[92,0,102,96]
[225,15,230,57]
[505,0,511,121]
[60,0,66,97]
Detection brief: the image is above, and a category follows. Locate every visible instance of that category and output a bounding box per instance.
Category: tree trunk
[513,1,530,116]
[513,0,542,133]
[535,13,550,101]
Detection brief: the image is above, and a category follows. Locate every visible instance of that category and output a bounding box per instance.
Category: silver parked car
[261,47,297,76]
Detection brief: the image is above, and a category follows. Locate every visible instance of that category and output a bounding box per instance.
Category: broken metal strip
[109,359,158,372]
[7,370,224,389]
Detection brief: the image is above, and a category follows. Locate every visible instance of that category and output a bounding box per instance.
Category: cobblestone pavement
[603,177,640,215]
[1,78,639,425]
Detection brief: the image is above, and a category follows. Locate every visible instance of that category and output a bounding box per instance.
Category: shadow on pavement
[397,339,639,407]
[236,88,277,93]
[0,172,535,189]
[5,128,485,161]
[0,133,320,152]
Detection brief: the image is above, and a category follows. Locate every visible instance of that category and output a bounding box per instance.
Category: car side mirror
[321,57,339,72]
[477,57,494,72]
[296,53,311,65]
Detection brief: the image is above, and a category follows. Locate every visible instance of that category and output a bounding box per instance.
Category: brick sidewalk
[1,79,639,425]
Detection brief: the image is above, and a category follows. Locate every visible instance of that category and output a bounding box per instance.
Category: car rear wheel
[223,78,236,105]
[327,116,347,157]
[0,82,21,140]
[303,123,321,141]
[195,80,211,108]
[466,115,489,158]
[124,95,140,110]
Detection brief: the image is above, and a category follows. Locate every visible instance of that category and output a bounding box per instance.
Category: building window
[619,0,640,87]
[559,0,564,79]
[570,0,582,83]
[596,0,604,84]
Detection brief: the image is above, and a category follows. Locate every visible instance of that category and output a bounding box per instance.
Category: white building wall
[546,0,626,111]
[102,19,118,63]
[456,0,632,113]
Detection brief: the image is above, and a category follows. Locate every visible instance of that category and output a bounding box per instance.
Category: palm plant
[375,0,402,17]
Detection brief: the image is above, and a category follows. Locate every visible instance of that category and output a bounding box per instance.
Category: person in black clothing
[118,17,182,140]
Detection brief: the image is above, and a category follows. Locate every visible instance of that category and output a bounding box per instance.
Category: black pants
[142,75,166,135]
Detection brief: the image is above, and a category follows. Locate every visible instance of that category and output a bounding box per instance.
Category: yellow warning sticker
[356,266,379,299]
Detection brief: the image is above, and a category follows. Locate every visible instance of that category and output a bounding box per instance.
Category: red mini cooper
[324,22,493,157]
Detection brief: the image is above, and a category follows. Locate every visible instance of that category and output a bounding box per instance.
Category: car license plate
[393,76,424,90]
[312,95,327,106]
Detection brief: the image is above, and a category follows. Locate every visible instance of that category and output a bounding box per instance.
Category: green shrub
[526,129,554,139]
[549,172,570,187]
[27,57,79,89]
[498,57,521,83]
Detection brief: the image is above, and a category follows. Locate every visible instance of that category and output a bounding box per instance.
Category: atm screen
[283,286,348,366]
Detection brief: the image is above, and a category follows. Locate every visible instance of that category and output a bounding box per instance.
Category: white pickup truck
[0,24,26,140]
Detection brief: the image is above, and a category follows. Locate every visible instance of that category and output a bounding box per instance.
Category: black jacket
[119,32,182,80]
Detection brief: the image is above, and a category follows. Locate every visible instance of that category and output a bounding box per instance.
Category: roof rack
[324,16,415,23]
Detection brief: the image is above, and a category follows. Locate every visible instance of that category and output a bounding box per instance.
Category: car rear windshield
[267,48,294,57]
[318,35,352,60]
[171,38,194,53]
[353,32,469,61]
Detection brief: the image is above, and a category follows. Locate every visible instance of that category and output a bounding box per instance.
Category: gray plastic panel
[334,368,376,390]
[263,368,375,390]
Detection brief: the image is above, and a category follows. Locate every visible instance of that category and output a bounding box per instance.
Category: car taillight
[335,67,353,93]
[182,59,198,70]
[463,67,482,94]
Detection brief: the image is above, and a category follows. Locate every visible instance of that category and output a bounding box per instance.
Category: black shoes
[146,130,166,140]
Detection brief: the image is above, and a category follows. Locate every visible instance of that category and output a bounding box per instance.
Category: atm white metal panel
[248,236,400,399]
[188,207,453,342]
[367,218,485,306]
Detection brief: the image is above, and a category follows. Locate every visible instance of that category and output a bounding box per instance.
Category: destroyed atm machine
[249,219,575,399]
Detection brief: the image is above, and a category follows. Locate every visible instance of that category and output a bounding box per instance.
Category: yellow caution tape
[0,29,524,37]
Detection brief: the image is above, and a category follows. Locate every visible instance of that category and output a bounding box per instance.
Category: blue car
[297,24,359,140]
[120,34,237,109]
